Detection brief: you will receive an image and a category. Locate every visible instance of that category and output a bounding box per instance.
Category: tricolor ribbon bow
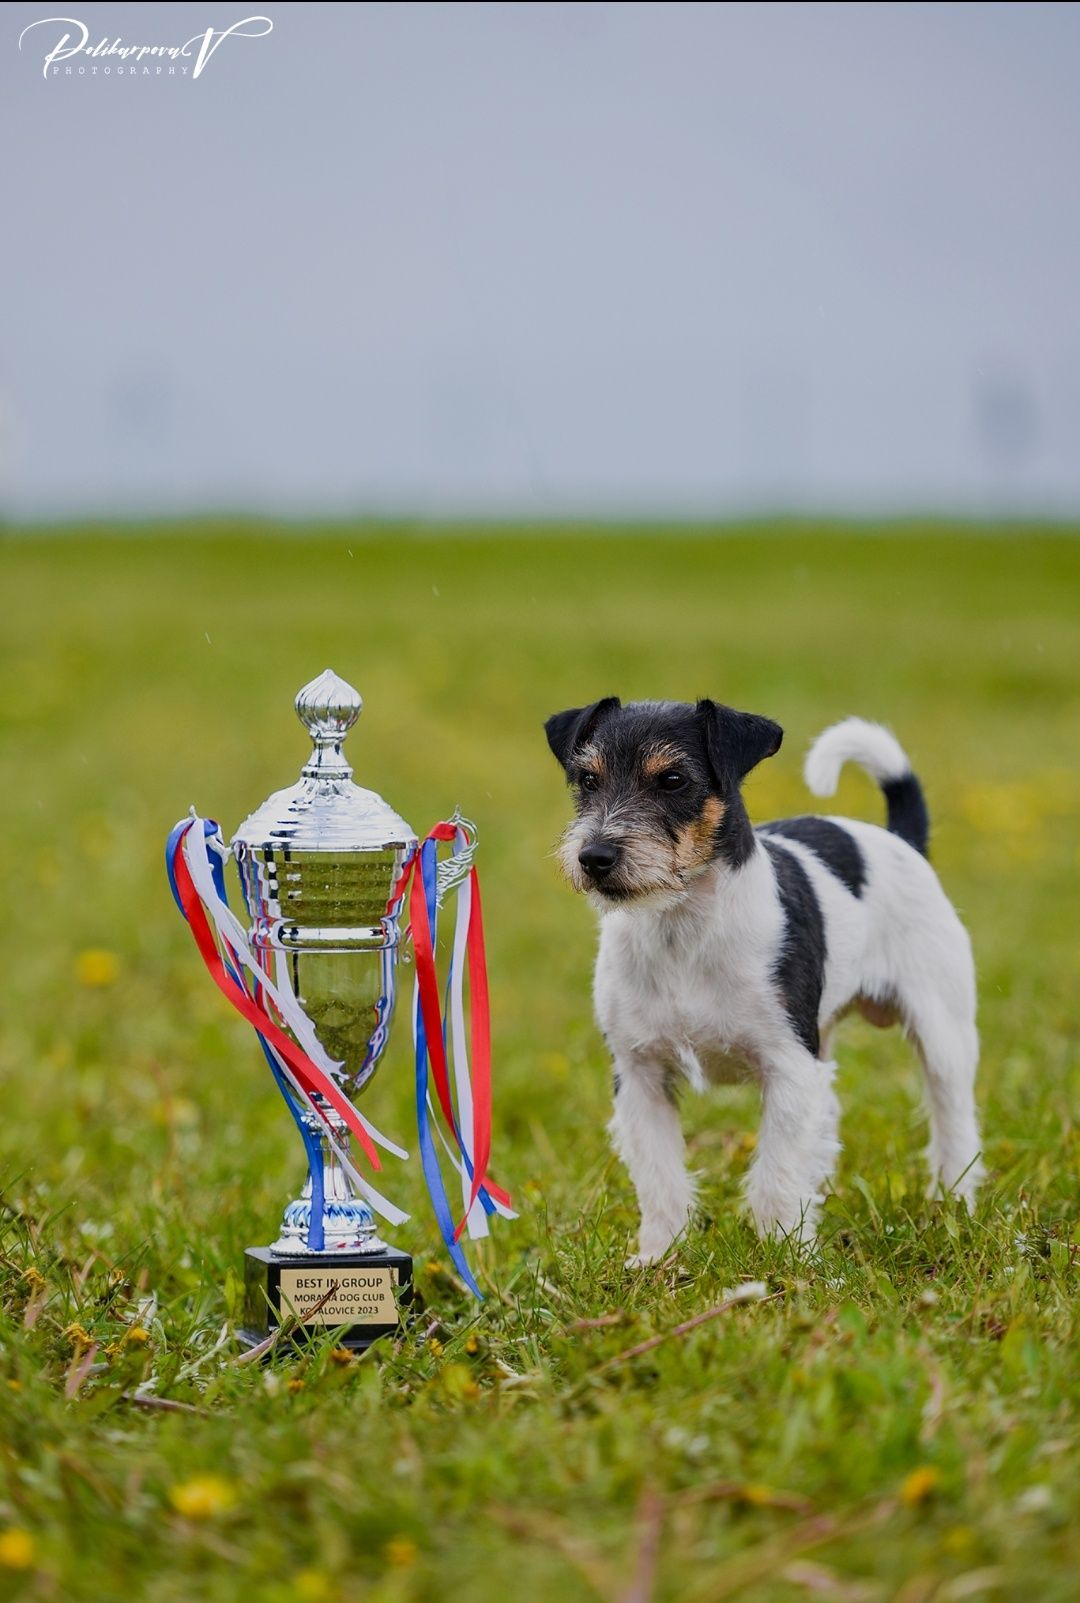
[165,814,512,1299]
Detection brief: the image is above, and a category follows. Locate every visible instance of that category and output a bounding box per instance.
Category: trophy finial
[295,668,363,778]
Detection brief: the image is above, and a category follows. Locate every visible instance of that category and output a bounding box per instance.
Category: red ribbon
[171,822,381,1170]
[400,824,510,1236]
[464,868,495,1235]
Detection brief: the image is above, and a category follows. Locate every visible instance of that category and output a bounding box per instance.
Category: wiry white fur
[595,731,984,1266]
[804,717,912,796]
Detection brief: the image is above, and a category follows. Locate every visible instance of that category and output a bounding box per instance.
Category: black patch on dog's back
[761,838,826,1056]
[758,816,866,898]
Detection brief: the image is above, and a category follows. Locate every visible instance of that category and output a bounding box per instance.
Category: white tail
[804,717,912,797]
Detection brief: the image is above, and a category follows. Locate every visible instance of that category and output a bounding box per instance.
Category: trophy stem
[270,1102,387,1257]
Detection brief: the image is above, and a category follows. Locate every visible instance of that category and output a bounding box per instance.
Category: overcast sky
[3,1,1079,519]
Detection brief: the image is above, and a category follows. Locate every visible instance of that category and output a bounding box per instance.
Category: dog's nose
[579,841,620,878]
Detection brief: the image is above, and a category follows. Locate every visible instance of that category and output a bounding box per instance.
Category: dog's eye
[579,771,600,793]
[658,771,688,792]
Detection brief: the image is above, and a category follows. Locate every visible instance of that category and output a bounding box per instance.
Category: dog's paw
[748,1203,820,1249]
[625,1236,678,1270]
[625,1250,666,1271]
[626,1214,692,1270]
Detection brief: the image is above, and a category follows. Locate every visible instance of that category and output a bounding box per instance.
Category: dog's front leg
[745,1047,840,1244]
[609,1057,694,1267]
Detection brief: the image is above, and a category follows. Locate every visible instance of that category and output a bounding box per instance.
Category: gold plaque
[277,1266,398,1326]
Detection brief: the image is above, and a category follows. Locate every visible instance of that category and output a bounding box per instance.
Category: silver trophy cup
[229,669,418,1348]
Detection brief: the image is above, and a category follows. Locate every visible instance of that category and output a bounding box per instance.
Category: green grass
[0,522,1077,1603]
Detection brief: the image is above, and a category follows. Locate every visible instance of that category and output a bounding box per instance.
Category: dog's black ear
[697,699,783,784]
[544,697,621,769]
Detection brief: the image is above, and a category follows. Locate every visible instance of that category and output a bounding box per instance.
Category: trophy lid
[231,669,417,855]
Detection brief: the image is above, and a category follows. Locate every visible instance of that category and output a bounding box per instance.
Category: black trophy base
[239,1245,414,1354]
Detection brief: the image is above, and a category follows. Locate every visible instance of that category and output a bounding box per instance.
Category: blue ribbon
[257,1035,326,1252]
[164,818,193,916]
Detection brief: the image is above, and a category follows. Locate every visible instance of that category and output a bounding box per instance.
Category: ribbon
[175,820,406,1161]
[170,819,413,1241]
[396,823,513,1276]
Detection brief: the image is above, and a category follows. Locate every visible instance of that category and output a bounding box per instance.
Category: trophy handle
[433,813,477,906]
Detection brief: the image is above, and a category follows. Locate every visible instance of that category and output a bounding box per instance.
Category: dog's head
[544,697,782,904]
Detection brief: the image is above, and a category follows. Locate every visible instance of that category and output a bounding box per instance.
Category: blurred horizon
[4,1,1080,522]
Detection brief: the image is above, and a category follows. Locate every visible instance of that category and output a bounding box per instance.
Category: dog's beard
[556,813,689,904]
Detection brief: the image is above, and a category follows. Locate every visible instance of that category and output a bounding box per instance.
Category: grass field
[1,522,1077,1603]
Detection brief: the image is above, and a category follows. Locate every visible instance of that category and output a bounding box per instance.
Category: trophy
[167,668,506,1353]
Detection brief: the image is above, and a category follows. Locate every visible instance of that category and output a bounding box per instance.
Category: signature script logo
[18,15,273,79]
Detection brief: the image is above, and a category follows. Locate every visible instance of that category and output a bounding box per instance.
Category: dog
[544,698,983,1264]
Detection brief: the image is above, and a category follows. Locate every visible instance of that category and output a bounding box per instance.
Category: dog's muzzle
[578,840,621,883]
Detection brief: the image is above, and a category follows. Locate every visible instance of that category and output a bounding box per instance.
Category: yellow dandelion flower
[901,1466,940,1506]
[64,1323,94,1349]
[427,1337,444,1358]
[328,1347,353,1366]
[464,1332,480,1355]
[168,1475,236,1520]
[742,1483,774,1506]
[126,1326,149,1346]
[287,1377,305,1393]
[384,1535,418,1568]
[75,949,119,987]
[294,1569,334,1602]
[0,1529,36,1570]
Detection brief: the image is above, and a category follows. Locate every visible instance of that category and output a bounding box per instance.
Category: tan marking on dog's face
[641,744,685,779]
[673,794,726,874]
[574,742,606,784]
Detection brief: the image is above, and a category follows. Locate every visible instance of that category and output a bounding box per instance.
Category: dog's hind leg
[907,998,984,1208]
[610,1058,694,1267]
